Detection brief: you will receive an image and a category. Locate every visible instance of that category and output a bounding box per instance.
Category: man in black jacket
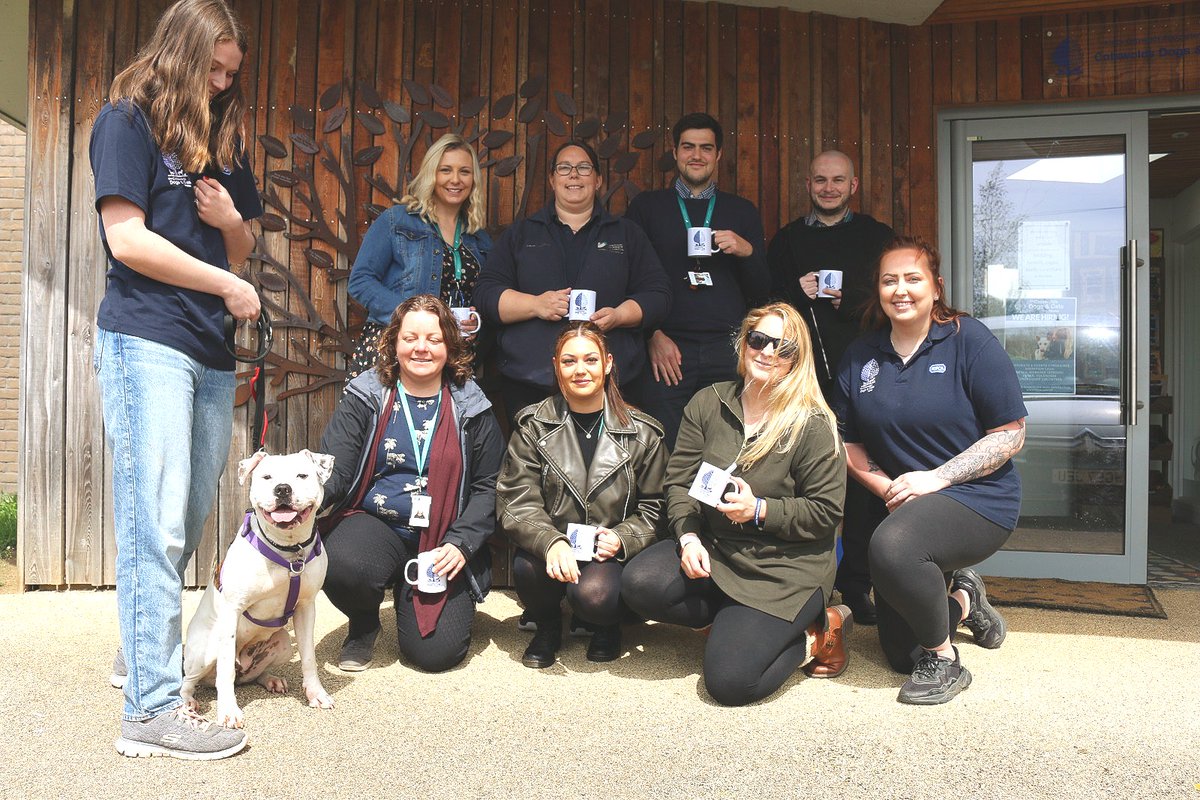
[769,150,895,625]
[625,113,770,447]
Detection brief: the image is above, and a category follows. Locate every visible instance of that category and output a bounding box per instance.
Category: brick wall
[0,120,24,494]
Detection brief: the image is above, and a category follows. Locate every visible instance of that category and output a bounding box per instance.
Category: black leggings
[322,512,475,673]
[868,493,1012,673]
[513,549,625,626]
[621,539,826,707]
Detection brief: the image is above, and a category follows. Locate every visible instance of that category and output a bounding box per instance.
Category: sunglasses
[746,330,798,359]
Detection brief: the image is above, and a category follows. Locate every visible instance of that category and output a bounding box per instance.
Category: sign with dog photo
[1002,297,1077,395]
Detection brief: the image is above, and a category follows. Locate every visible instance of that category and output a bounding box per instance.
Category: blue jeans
[94,329,236,721]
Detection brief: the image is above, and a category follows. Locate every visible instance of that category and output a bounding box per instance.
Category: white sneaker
[115,706,247,760]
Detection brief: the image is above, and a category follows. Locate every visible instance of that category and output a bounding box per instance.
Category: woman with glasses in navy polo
[833,235,1027,706]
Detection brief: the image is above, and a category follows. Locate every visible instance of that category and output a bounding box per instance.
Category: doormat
[983,576,1167,619]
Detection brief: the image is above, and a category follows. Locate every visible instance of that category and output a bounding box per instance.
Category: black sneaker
[585,624,622,663]
[951,568,1007,649]
[569,613,596,638]
[337,628,379,672]
[521,619,562,669]
[897,646,972,705]
[517,611,537,632]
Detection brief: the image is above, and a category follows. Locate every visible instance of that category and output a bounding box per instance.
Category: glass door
[946,112,1149,583]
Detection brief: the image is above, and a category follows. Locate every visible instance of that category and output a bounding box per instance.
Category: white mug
[567,523,599,562]
[687,226,716,258]
[687,461,737,508]
[818,269,843,297]
[568,289,597,321]
[451,306,482,335]
[405,551,447,594]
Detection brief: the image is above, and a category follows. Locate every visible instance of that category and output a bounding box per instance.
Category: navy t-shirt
[90,101,264,370]
[360,392,441,544]
[832,316,1029,530]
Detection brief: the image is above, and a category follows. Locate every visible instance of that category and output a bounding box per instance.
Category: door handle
[1120,240,1141,426]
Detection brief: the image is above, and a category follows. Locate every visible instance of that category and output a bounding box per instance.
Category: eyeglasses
[554,161,595,176]
[746,330,798,359]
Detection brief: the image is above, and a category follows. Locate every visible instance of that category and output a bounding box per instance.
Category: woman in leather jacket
[495,323,668,668]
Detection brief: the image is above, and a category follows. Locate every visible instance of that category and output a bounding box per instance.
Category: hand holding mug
[712,229,752,258]
[430,542,466,580]
[715,477,757,525]
[799,271,820,300]
[594,528,622,561]
[535,288,571,321]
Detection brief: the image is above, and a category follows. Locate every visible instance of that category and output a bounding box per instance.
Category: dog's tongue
[270,509,299,524]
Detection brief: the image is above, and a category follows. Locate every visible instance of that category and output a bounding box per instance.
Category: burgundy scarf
[414,384,464,636]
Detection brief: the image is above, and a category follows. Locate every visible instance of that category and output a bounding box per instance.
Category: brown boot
[803,604,854,678]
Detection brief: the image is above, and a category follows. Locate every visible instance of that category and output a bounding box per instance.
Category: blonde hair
[401,134,486,234]
[734,302,840,468]
[109,0,249,173]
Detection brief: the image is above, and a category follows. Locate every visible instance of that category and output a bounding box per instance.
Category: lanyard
[676,195,715,230]
[440,217,464,282]
[399,385,441,480]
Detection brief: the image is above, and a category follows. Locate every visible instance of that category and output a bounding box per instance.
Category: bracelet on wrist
[752,498,764,528]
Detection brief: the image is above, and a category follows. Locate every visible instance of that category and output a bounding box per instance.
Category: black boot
[585,624,622,663]
[522,615,562,669]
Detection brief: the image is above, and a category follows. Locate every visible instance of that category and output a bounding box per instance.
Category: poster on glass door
[1002,297,1076,395]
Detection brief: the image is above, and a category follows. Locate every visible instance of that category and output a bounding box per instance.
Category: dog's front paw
[305,683,335,709]
[258,673,289,694]
[217,703,245,728]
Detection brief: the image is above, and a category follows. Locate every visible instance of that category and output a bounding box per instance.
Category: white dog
[181,449,336,728]
[1034,335,1051,360]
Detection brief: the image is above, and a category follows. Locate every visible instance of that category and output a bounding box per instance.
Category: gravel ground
[1,587,1197,799]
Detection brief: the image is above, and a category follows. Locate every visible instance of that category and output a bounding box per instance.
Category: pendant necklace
[571,413,604,439]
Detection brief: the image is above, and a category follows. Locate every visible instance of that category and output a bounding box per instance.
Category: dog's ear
[301,449,336,485]
[238,449,270,486]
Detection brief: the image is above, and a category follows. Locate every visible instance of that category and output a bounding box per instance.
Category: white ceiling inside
[718,0,943,26]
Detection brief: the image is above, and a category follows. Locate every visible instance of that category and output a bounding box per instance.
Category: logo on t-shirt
[161,153,193,188]
[929,363,947,374]
[860,359,879,394]
[597,241,625,254]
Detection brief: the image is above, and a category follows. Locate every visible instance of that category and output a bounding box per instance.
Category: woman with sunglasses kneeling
[621,303,850,706]
[496,324,668,667]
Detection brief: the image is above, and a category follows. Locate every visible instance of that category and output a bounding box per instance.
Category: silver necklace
[571,413,603,439]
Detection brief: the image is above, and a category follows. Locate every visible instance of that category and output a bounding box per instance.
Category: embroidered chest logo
[597,241,624,254]
[929,363,947,374]
[859,359,880,394]
[162,153,192,188]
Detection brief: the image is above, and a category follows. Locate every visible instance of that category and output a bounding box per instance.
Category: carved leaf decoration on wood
[289,133,320,155]
[304,248,335,270]
[259,213,287,232]
[258,134,288,159]
[574,117,600,139]
[519,75,546,98]
[235,381,254,407]
[267,170,300,188]
[460,96,488,118]
[357,80,382,109]
[383,100,411,124]
[419,110,450,128]
[517,97,542,124]
[365,202,387,221]
[597,133,622,159]
[604,112,628,134]
[632,130,657,149]
[319,83,342,111]
[657,150,677,171]
[491,94,516,118]
[610,151,639,173]
[624,182,642,201]
[429,84,454,109]
[403,79,431,106]
[353,146,384,166]
[554,91,578,117]
[290,105,316,131]
[321,106,347,133]
[355,112,385,136]
[544,112,567,137]
[495,155,524,177]
[482,129,514,150]
[255,271,289,292]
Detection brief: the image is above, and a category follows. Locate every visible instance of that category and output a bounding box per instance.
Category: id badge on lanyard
[400,386,441,528]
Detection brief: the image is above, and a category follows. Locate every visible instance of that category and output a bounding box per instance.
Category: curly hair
[375,295,473,389]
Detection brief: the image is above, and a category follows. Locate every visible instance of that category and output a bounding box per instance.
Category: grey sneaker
[110,648,127,689]
[897,646,972,705]
[115,706,247,760]
[952,568,1007,649]
[337,628,379,672]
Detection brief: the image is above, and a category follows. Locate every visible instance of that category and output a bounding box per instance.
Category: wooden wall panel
[24,0,1200,586]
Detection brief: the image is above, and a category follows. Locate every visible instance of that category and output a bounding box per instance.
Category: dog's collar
[223,512,323,629]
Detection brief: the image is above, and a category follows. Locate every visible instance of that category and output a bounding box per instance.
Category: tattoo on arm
[867,460,884,474]
[935,422,1026,486]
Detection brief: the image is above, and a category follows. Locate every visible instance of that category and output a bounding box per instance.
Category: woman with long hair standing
[347,133,491,379]
[622,303,851,706]
[91,0,261,759]
[495,324,668,668]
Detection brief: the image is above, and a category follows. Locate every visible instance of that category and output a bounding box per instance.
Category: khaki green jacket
[667,381,846,621]
[496,395,668,560]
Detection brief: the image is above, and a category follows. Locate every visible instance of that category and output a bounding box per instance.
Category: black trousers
[322,512,475,673]
[868,493,1012,673]
[621,539,825,707]
[634,331,739,449]
[836,479,888,596]
[513,549,625,627]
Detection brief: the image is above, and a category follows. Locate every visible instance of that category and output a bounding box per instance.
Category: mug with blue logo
[687,226,716,258]
[405,551,447,594]
[687,461,737,507]
[568,289,597,321]
[566,523,599,561]
[817,269,843,297]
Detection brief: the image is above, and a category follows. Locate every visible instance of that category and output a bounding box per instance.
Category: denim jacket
[349,205,493,324]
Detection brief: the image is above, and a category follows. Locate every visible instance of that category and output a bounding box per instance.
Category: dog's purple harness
[225,512,323,628]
